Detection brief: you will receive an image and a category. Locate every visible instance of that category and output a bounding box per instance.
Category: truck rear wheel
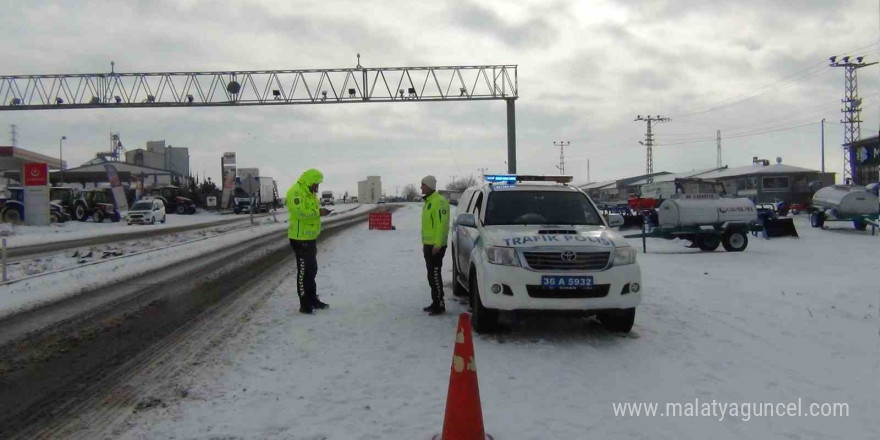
[854,220,867,231]
[75,204,88,222]
[696,235,720,251]
[451,247,467,297]
[722,231,748,252]
[2,208,22,224]
[176,204,186,215]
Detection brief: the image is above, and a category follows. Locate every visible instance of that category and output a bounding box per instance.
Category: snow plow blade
[762,218,799,238]
[621,214,643,229]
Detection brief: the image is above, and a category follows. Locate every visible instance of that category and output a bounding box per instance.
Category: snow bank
[0,205,373,319]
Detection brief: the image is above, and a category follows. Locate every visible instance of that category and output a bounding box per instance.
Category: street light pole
[59,136,67,185]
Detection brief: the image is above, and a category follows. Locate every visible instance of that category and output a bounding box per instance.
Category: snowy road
[38,205,879,439]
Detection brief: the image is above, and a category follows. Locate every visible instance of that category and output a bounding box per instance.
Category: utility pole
[9,124,17,147]
[716,130,722,168]
[634,115,670,183]
[821,118,825,174]
[587,159,591,183]
[553,141,570,175]
[830,55,876,185]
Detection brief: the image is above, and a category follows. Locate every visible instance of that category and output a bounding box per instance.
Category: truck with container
[623,193,762,252]
[234,172,279,213]
[321,191,334,206]
[808,184,879,231]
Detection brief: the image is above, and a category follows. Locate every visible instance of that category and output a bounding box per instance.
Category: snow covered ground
[108,205,878,439]
[1,216,282,282]
[0,204,372,319]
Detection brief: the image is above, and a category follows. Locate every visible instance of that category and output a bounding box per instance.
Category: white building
[357,176,382,204]
[125,140,189,178]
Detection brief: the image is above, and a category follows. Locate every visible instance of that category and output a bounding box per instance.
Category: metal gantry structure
[0,62,521,172]
[829,55,876,185]
[634,115,670,184]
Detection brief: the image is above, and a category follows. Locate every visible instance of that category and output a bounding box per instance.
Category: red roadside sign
[24,163,49,186]
[369,212,393,230]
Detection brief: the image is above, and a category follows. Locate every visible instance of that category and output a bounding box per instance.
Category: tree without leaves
[403,184,420,201]
[445,175,478,192]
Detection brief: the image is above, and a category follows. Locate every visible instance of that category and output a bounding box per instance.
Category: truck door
[458,190,483,282]
[454,189,475,274]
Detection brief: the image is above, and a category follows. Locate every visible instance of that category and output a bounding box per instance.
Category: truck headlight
[485,246,520,266]
[613,246,637,266]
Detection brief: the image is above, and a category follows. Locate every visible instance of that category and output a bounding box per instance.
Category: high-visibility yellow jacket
[421,191,450,247]
[286,169,324,240]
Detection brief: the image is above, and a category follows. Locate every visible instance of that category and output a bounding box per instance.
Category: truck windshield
[484,191,603,226]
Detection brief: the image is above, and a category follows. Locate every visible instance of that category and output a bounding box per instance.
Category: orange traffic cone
[433,313,493,440]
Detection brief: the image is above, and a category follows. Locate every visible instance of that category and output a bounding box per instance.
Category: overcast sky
[2,0,878,194]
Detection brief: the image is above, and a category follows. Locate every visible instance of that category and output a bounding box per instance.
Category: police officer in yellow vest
[420,175,451,315]
[286,168,332,314]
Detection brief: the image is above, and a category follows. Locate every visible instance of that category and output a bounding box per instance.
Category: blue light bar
[485,174,518,184]
[484,174,573,184]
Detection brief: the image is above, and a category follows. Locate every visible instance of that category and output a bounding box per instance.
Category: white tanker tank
[658,194,757,228]
[811,185,879,217]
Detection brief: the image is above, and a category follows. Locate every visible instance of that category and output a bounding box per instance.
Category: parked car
[377,197,387,204]
[128,199,166,225]
[149,186,197,215]
[74,188,121,222]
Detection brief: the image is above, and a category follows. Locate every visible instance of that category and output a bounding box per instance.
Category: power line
[669,40,880,119]
[658,90,880,141]
[655,120,820,146]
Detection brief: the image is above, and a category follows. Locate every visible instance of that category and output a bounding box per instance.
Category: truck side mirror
[607,213,625,228]
[457,213,477,228]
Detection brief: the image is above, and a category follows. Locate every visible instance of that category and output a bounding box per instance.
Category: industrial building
[124,140,189,179]
[695,160,835,204]
[578,172,672,202]
[357,176,382,204]
[55,162,173,189]
[48,137,188,190]
[579,159,834,205]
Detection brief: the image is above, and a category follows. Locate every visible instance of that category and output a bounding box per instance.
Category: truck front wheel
[600,308,636,333]
[470,274,498,334]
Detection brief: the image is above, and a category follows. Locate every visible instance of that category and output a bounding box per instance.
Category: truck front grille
[522,251,610,271]
[526,284,610,298]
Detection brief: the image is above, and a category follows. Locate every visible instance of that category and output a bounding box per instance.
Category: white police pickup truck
[450,175,641,333]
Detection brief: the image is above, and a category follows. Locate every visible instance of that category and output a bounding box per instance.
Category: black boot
[423,303,437,312]
[428,303,446,315]
[299,305,314,314]
[313,299,329,310]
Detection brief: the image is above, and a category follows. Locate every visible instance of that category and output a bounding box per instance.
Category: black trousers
[290,239,318,308]
[423,245,447,305]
